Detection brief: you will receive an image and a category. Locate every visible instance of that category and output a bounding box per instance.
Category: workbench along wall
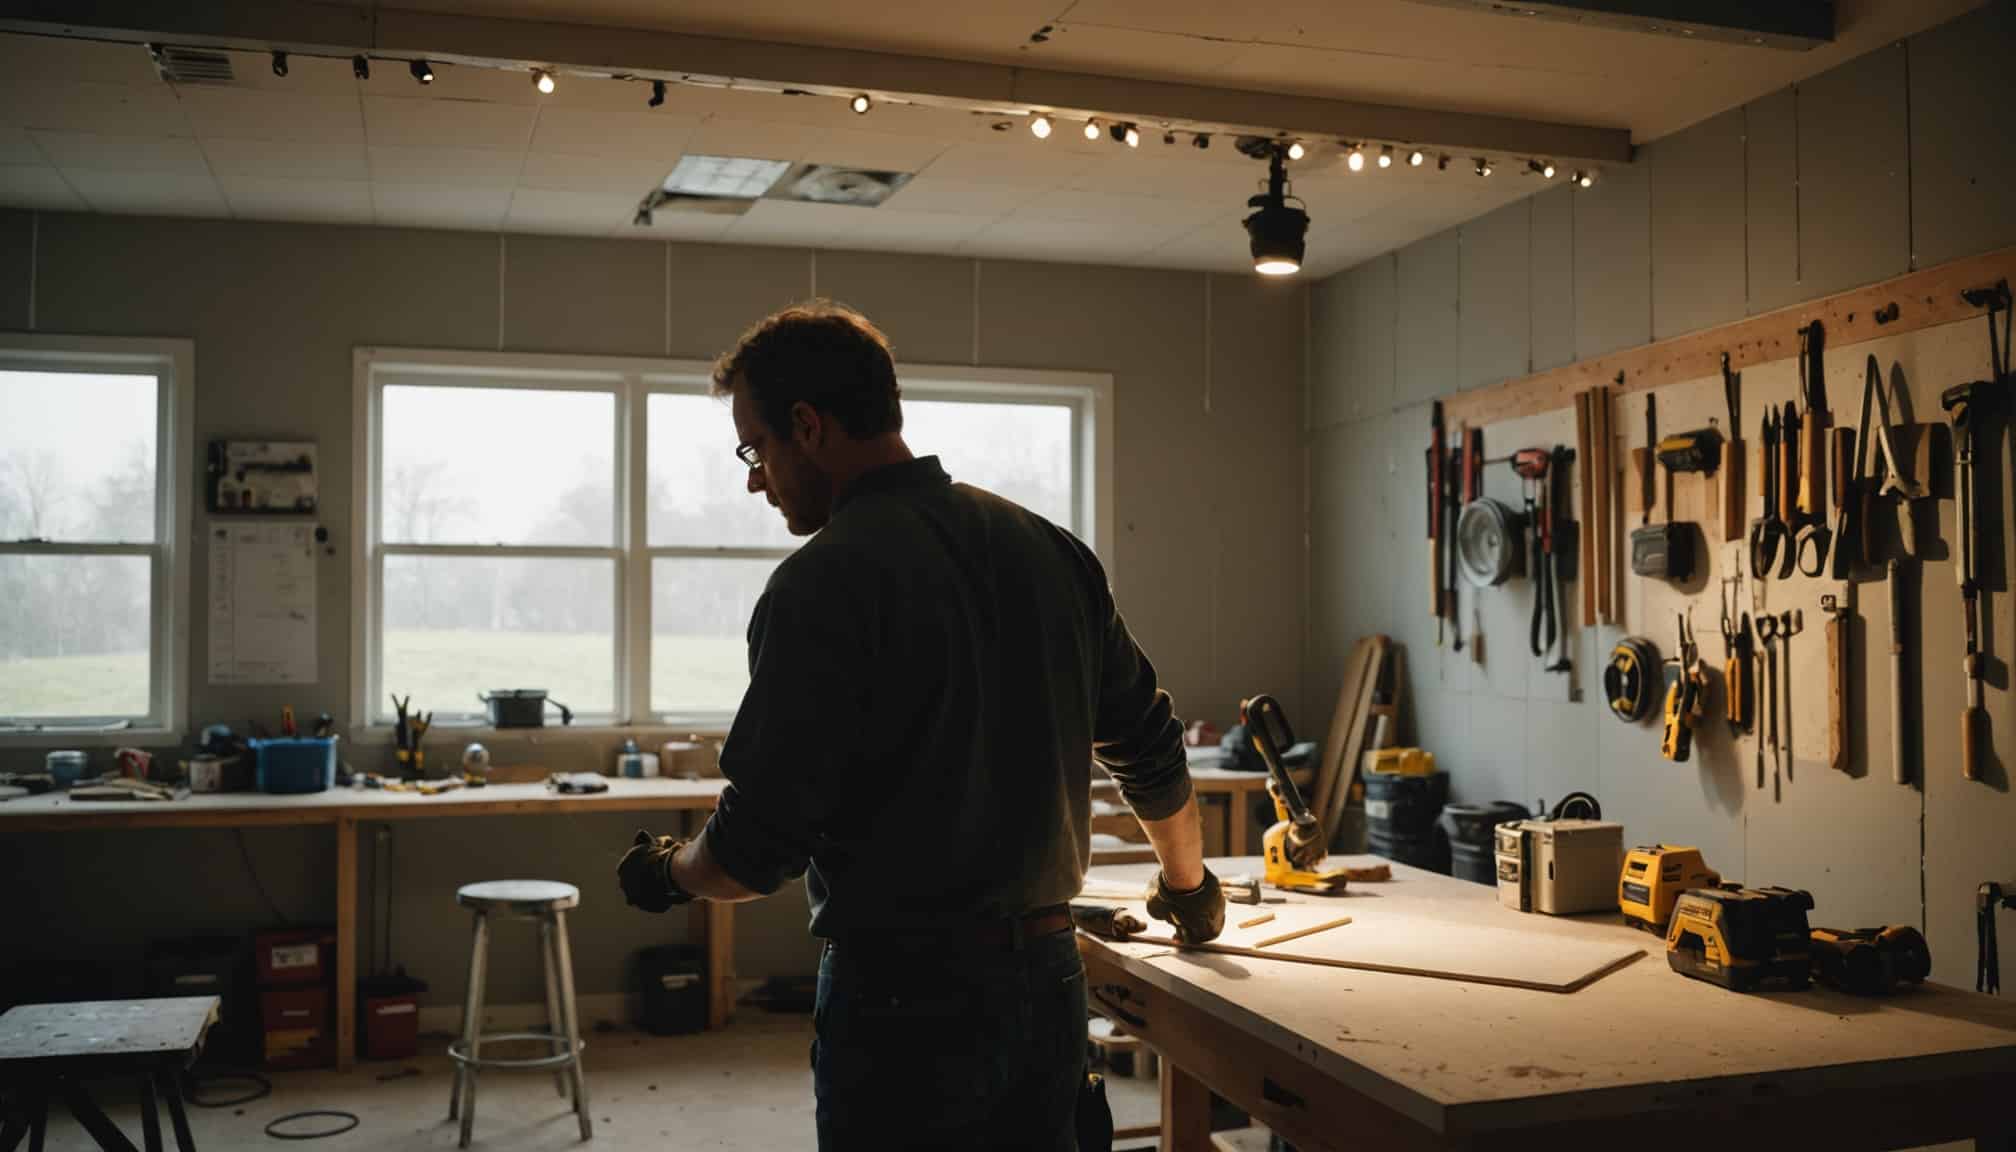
[0,223,1306,1009]
[1306,1,2016,992]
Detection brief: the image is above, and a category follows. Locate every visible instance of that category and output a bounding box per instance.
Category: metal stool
[447,880,592,1147]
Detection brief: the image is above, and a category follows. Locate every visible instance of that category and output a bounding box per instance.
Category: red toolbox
[260,985,333,1070]
[254,928,333,986]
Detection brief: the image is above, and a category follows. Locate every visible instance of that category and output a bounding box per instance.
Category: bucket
[1441,801,1531,885]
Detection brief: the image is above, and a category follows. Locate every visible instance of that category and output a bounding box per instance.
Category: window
[356,350,1109,729]
[0,338,193,737]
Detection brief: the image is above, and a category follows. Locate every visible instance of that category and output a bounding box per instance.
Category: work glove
[617,829,686,913]
[1144,866,1225,945]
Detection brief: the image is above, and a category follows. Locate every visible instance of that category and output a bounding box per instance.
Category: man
[617,301,1224,1150]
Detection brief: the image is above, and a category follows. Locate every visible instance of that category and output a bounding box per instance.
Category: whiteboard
[208,522,317,684]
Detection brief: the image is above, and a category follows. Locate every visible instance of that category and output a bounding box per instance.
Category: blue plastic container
[251,738,337,794]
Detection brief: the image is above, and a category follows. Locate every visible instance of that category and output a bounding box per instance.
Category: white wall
[0,217,1307,1010]
[1306,2,2016,990]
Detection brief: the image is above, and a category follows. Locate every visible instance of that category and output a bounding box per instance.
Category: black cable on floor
[264,1110,358,1140]
[185,1070,271,1108]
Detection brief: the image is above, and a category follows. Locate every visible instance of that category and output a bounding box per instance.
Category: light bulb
[1031,115,1052,139]
[1378,145,1393,169]
[850,93,871,114]
[533,69,555,95]
[1124,125,1140,148]
[1287,141,1305,161]
[1084,121,1101,141]
[1408,150,1424,167]
[1347,147,1365,172]
[1577,169,1595,188]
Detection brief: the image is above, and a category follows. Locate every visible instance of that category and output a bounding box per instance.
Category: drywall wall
[1306,2,2016,992]
[0,215,1306,1012]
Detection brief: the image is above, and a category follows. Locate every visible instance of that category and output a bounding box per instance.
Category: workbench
[0,778,730,1072]
[1081,856,2016,1152]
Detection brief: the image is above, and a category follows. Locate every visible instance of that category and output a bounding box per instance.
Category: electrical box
[208,440,318,514]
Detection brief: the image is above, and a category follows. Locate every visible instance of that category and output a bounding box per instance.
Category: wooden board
[1319,637,1387,844]
[1106,902,1644,994]
[1310,636,1376,834]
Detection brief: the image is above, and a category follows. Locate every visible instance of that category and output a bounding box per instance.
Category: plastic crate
[251,737,336,794]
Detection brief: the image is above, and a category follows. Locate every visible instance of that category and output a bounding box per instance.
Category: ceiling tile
[504,188,639,234]
[29,132,211,175]
[203,136,369,181]
[178,86,365,144]
[0,165,83,210]
[0,124,44,166]
[800,128,955,173]
[369,145,525,188]
[67,168,227,216]
[729,199,991,251]
[363,95,536,151]
[632,207,736,242]
[518,151,674,196]
[219,176,374,222]
[883,176,1040,217]
[918,142,1098,188]
[682,117,822,163]
[372,183,511,230]
[11,82,191,137]
[1011,188,1221,231]
[959,215,1176,263]
[0,35,160,87]
[527,105,698,160]
[1065,154,1266,203]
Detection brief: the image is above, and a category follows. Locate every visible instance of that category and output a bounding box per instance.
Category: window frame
[353,346,1112,737]
[0,335,194,744]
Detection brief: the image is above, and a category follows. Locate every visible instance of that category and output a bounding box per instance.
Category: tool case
[1495,819,1624,915]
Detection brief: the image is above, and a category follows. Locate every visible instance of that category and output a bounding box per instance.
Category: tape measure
[1604,637,1660,723]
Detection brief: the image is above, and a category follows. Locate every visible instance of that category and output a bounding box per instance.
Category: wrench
[1755,613,1780,789]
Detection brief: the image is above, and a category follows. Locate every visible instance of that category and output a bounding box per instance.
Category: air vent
[155,46,235,85]
[769,165,912,207]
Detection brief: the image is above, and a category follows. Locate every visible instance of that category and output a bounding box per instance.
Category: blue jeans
[812,930,1087,1151]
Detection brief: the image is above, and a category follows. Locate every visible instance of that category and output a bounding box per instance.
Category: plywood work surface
[1083,856,2016,1136]
[0,997,218,1065]
[1111,901,1642,993]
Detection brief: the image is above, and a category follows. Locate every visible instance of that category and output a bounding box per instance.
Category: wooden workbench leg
[1226,795,1250,858]
[1160,1061,1213,1152]
[691,901,735,1030]
[335,815,357,1072]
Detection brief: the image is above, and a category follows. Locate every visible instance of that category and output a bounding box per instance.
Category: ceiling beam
[0,0,1636,163]
[1404,0,1835,50]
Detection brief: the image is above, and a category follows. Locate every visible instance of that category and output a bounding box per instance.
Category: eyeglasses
[735,442,762,470]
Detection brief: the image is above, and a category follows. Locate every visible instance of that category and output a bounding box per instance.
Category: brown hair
[711,300,902,439]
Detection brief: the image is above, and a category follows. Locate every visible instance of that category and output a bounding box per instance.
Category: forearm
[668,834,766,903]
[1137,793,1206,890]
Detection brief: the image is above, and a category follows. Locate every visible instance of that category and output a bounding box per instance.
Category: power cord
[184,1069,271,1108]
[264,1110,359,1140]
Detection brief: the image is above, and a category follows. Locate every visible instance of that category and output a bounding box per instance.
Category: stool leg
[455,910,490,1148]
[137,1074,161,1152]
[549,908,592,1141]
[540,915,568,1100]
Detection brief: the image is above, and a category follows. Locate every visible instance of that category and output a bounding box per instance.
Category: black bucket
[1364,771,1448,871]
[1440,801,1530,885]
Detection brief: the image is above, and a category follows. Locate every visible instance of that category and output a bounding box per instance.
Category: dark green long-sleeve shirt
[699,455,1191,938]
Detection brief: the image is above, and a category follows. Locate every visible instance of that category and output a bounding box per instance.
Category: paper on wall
[208,522,317,684]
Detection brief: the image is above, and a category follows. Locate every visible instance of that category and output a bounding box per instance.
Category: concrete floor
[18,1012,1172,1150]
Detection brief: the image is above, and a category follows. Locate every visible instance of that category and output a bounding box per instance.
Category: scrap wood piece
[1254,916,1353,949]
[1237,912,1276,930]
[1310,637,1377,830]
[1321,637,1388,844]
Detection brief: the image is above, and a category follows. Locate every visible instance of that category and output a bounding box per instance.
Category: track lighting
[271,51,288,78]
[1193,133,1210,150]
[649,80,666,108]
[1084,120,1101,141]
[1378,145,1394,169]
[850,93,871,114]
[1408,149,1425,167]
[533,68,555,95]
[1529,159,1556,178]
[1124,124,1140,148]
[1576,169,1596,188]
[1031,115,1052,139]
[1475,157,1493,176]
[410,59,434,85]
[1437,154,1451,171]
[1287,140,1305,161]
[1244,146,1308,277]
[1163,131,1176,146]
[1346,145,1365,172]
[352,55,369,81]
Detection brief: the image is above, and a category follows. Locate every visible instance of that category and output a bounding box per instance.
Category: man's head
[712,301,907,535]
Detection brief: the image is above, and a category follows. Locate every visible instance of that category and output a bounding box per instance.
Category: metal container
[45,750,89,788]
[477,689,573,728]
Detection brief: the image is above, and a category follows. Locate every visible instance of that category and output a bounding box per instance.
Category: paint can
[45,750,89,789]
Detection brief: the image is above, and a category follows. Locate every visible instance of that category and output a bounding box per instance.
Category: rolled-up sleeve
[1091,587,1191,822]
[700,574,859,895]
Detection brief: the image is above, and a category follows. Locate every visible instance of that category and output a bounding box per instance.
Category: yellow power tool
[1244,694,1350,896]
[1619,845,1719,933]
[1666,886,1814,992]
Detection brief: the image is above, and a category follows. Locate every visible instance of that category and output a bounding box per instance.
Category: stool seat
[456,880,580,912]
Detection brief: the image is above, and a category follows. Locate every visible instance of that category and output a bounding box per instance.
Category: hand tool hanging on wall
[1427,402,1446,638]
[1780,398,1801,577]
[1631,394,1695,580]
[1887,559,1909,787]
[1779,609,1804,775]
[1721,564,1752,735]
[1546,445,1577,676]
[1457,496,1521,588]
[1755,613,1780,790]
[1594,379,1617,625]
[1828,356,1883,579]
[1512,448,1558,667]
[1457,425,1483,655]
[1660,614,1708,763]
[1448,423,1470,652]
[1944,279,2008,782]
[1721,353,1745,543]
[1821,587,1853,774]
[1749,407,1788,579]
[1576,392,1596,625]
[1604,636,1660,724]
[1981,881,2016,994]
[1791,322,1833,576]
[1872,363,1928,557]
